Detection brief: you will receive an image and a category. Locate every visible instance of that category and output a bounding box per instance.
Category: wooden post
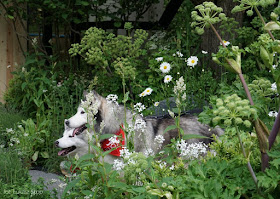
[0,13,26,103]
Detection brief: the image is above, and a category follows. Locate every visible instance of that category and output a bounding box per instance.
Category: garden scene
[0,0,280,198]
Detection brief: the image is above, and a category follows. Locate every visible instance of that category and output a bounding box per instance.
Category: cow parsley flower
[120,147,132,159]
[134,119,147,132]
[134,103,146,112]
[176,140,207,160]
[186,56,198,67]
[160,62,171,73]
[154,135,165,144]
[113,159,125,171]
[144,148,154,156]
[164,75,172,83]
[155,57,163,62]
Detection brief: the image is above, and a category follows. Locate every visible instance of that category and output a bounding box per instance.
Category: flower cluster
[176,140,207,160]
[154,135,165,149]
[134,103,146,112]
[112,159,125,171]
[191,2,227,35]
[212,94,258,127]
[134,119,147,133]
[81,92,99,118]
[232,0,276,16]
[173,77,187,107]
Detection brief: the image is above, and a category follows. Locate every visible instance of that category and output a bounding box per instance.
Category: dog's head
[64,90,103,129]
[55,125,90,157]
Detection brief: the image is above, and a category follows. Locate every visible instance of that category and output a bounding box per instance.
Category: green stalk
[234,123,258,190]
[254,6,275,41]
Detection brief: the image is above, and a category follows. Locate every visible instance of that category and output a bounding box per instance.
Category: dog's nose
[65,120,70,126]
[54,141,59,147]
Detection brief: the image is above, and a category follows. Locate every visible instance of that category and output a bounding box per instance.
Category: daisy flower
[186,56,198,67]
[155,57,163,62]
[154,102,159,107]
[164,75,172,83]
[268,111,278,117]
[220,40,230,46]
[160,62,171,73]
[144,87,153,95]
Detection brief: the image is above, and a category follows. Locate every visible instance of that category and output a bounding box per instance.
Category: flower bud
[270,12,278,21]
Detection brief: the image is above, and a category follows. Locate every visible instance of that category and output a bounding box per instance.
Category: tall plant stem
[210,23,269,171]
[254,6,275,41]
[235,124,259,190]
[269,106,280,149]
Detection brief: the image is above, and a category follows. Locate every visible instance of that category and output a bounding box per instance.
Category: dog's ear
[64,119,70,130]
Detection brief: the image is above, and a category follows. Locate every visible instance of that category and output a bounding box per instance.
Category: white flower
[154,135,165,144]
[144,148,154,156]
[144,88,153,96]
[176,140,207,160]
[7,65,11,69]
[268,111,278,118]
[159,161,166,169]
[160,62,171,73]
[176,51,183,57]
[271,82,277,91]
[134,119,147,132]
[112,159,125,171]
[186,56,198,67]
[9,143,13,147]
[272,65,277,69]
[128,159,136,165]
[134,103,146,112]
[155,57,163,62]
[106,94,118,104]
[169,165,175,170]
[6,128,13,133]
[43,90,48,93]
[120,147,132,159]
[220,40,230,46]
[202,50,208,54]
[173,77,186,95]
[154,102,159,107]
[139,92,146,97]
[57,82,62,87]
[164,75,172,83]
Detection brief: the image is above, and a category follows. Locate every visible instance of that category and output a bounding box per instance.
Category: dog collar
[100,125,125,157]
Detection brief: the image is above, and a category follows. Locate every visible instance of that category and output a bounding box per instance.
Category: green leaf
[32,151,39,162]
[264,21,280,31]
[183,134,209,140]
[99,133,115,140]
[41,151,49,158]
[62,178,80,198]
[163,125,177,134]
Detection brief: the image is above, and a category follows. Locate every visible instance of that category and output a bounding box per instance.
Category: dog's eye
[69,135,73,138]
[81,111,85,114]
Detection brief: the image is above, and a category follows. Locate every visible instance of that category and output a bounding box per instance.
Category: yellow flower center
[167,78,170,80]
[191,60,195,63]
[164,66,167,69]
[147,90,150,93]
